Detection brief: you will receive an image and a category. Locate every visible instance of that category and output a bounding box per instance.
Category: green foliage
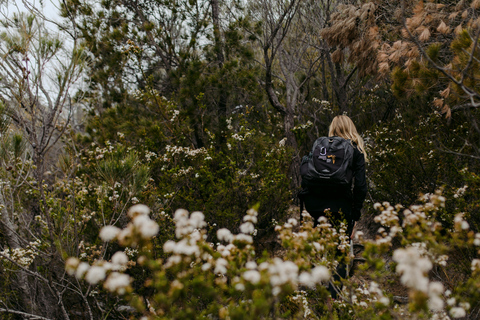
[366,100,480,231]
[95,145,150,193]
[81,85,291,233]
[391,67,408,97]
[451,30,472,52]
[151,109,291,232]
[426,43,442,62]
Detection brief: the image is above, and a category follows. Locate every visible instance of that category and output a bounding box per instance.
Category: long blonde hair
[328,115,367,159]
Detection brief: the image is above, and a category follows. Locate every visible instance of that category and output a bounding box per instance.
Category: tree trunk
[321,51,330,101]
[284,110,300,189]
[211,0,228,144]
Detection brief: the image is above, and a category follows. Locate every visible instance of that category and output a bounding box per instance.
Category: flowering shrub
[365,108,480,232]
[149,108,292,233]
[66,188,480,319]
[67,204,339,318]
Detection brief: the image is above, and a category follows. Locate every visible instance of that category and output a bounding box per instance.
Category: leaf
[455,0,466,11]
[471,0,480,9]
[449,12,459,20]
[440,86,451,98]
[437,21,450,34]
[413,1,425,15]
[434,98,444,108]
[419,28,431,42]
[379,61,390,74]
[454,24,464,35]
[445,105,451,118]
[331,49,344,63]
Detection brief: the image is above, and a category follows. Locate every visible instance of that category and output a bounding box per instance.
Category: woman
[303,115,367,234]
[301,115,367,299]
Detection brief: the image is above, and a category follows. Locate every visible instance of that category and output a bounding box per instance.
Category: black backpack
[300,136,354,187]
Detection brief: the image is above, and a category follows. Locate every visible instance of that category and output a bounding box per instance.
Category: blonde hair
[328,115,367,159]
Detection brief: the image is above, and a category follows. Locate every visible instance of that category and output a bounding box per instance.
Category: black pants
[309,210,353,299]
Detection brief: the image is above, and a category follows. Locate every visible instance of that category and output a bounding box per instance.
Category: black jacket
[301,144,367,221]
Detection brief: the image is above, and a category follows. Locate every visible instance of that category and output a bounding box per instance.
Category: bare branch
[0,307,53,320]
[436,147,480,160]
[342,66,358,89]
[451,102,480,112]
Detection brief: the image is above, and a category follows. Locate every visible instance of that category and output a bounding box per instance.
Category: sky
[8,0,62,24]
[2,0,85,114]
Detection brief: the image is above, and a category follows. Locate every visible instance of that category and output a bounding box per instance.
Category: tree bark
[211,0,228,144]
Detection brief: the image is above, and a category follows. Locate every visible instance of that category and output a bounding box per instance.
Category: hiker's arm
[352,150,367,221]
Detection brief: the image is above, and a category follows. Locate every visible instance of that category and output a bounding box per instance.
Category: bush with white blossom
[66,189,480,319]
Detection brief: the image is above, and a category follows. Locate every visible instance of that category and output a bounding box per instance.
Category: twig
[0,307,53,320]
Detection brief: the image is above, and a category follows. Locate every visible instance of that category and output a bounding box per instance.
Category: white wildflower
[104,272,131,294]
[298,272,314,287]
[355,231,364,241]
[99,225,121,242]
[450,307,466,318]
[65,257,80,276]
[163,240,176,253]
[240,222,255,234]
[235,283,245,291]
[189,211,206,229]
[317,216,328,224]
[460,302,470,310]
[174,209,189,221]
[133,215,159,239]
[234,234,253,243]
[268,258,299,288]
[75,262,90,279]
[313,242,323,252]
[311,266,330,283]
[447,297,456,306]
[214,258,228,274]
[379,297,390,306]
[85,266,106,285]
[288,218,297,226]
[428,282,444,311]
[471,259,480,271]
[393,246,432,292]
[127,204,150,218]
[243,215,257,223]
[272,287,281,296]
[217,228,233,242]
[474,233,480,246]
[165,255,182,268]
[111,251,129,266]
[243,270,261,284]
